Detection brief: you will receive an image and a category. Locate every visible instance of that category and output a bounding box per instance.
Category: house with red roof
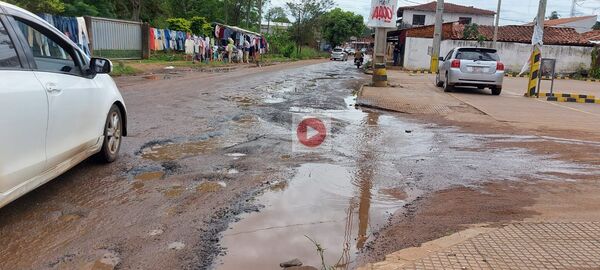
[525,15,598,34]
[397,1,495,28]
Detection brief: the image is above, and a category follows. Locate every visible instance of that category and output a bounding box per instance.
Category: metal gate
[89,17,142,59]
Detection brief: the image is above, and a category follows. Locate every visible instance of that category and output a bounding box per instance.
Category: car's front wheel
[97,105,123,163]
[435,73,444,87]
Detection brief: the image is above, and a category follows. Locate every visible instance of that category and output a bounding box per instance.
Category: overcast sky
[267,0,600,25]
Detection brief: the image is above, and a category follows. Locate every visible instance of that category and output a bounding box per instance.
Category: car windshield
[456,48,499,61]
[333,49,343,52]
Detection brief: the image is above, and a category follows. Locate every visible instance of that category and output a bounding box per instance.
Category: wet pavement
[0,60,598,270]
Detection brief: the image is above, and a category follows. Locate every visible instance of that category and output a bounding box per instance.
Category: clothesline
[37,13,91,56]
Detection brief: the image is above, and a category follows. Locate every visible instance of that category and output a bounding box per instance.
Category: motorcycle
[354,57,363,69]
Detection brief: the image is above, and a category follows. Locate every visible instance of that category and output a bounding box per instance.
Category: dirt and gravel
[1,59,599,270]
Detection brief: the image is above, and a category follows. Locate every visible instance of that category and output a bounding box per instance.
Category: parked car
[0,2,127,208]
[347,48,356,55]
[330,48,348,61]
[436,47,504,95]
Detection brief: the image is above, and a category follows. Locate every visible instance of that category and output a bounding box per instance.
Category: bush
[166,18,191,32]
[190,16,212,36]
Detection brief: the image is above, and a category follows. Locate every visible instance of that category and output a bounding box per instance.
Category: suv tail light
[451,59,461,68]
[496,62,505,71]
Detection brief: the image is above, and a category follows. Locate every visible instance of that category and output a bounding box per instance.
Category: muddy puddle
[217,89,598,269]
[140,138,220,161]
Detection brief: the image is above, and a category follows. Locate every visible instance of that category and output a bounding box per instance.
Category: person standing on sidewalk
[393,43,401,66]
[226,38,234,64]
[243,38,251,64]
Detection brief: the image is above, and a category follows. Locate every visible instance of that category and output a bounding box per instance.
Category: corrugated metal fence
[86,16,147,59]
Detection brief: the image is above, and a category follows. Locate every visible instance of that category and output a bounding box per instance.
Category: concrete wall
[403,10,495,27]
[403,37,593,73]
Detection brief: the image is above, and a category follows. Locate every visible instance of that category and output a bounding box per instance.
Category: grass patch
[111,61,140,76]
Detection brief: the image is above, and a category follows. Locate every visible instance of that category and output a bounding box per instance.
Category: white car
[0,2,127,208]
[330,48,348,61]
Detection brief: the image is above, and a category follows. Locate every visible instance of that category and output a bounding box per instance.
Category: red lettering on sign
[371,5,393,23]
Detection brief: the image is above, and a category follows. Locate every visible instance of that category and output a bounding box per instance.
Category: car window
[0,20,21,68]
[333,49,343,52]
[445,50,453,61]
[455,48,499,61]
[12,18,82,76]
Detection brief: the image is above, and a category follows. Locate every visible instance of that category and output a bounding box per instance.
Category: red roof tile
[582,30,600,41]
[450,24,591,46]
[524,15,598,26]
[399,2,496,16]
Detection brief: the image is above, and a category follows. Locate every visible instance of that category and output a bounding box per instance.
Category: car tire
[435,73,444,87]
[443,74,453,92]
[492,87,502,96]
[97,105,123,163]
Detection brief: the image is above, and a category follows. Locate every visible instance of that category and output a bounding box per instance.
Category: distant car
[0,2,127,208]
[436,47,504,95]
[330,48,348,61]
[347,48,356,55]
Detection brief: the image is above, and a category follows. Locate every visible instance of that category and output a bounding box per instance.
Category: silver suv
[436,47,505,95]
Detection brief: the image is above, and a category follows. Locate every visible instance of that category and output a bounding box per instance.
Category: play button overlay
[297,118,327,148]
[292,114,332,152]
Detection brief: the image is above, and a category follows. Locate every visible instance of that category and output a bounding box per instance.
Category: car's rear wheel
[97,105,123,163]
[491,87,502,96]
[443,74,453,92]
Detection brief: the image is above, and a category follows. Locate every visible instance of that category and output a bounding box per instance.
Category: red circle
[296,118,327,148]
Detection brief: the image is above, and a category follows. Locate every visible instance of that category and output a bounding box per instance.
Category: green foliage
[321,8,365,47]
[166,18,191,32]
[190,16,212,36]
[5,0,65,13]
[286,0,334,50]
[548,11,560,20]
[266,7,290,23]
[594,21,600,30]
[463,24,486,43]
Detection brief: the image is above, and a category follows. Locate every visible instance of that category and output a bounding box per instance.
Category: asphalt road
[0,60,595,270]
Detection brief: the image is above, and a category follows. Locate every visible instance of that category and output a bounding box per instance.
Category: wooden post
[142,22,150,60]
[84,16,93,56]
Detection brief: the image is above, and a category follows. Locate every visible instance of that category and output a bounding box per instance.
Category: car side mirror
[90,57,112,74]
[439,57,444,61]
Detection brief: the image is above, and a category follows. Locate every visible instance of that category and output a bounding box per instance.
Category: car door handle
[45,83,61,93]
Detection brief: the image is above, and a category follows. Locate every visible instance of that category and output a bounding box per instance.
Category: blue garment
[164,29,171,51]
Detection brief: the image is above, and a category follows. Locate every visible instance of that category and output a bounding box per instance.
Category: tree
[594,21,600,30]
[190,16,212,36]
[166,18,192,32]
[286,0,334,53]
[548,11,560,20]
[5,0,65,13]
[321,8,364,47]
[265,6,289,34]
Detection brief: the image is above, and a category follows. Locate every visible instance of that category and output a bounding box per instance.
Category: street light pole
[430,0,444,73]
[493,0,502,48]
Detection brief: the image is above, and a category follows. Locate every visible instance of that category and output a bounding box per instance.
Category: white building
[397,2,495,28]
[260,22,292,35]
[525,15,598,34]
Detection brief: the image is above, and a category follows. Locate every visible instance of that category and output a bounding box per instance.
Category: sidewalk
[360,222,600,270]
[357,71,600,139]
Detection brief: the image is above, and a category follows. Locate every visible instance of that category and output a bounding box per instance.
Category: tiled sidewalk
[367,223,600,270]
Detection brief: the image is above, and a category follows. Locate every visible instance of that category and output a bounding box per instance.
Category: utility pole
[493,0,502,48]
[570,0,577,17]
[430,0,444,73]
[526,0,547,97]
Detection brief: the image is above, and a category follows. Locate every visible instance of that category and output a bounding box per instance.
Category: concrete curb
[539,92,600,104]
[505,73,599,82]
